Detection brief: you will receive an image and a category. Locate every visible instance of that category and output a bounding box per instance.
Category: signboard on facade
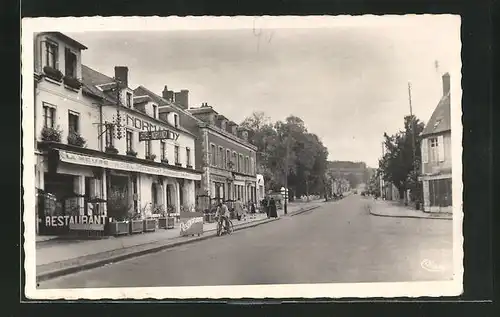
[139,129,179,142]
[179,212,204,236]
[59,150,201,181]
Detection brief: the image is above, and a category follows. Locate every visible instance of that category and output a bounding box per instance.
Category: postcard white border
[22,15,463,300]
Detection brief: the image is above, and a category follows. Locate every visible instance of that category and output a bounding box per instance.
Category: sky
[66,15,461,168]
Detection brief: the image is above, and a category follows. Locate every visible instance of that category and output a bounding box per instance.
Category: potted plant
[154,205,169,229]
[142,203,157,232]
[175,162,182,167]
[41,126,62,142]
[105,146,119,154]
[106,188,131,236]
[161,158,169,165]
[63,75,82,89]
[43,66,63,82]
[166,204,176,229]
[67,130,86,147]
[126,149,137,157]
[129,211,144,234]
[145,154,156,161]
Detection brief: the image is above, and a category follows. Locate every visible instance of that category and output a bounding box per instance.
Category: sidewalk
[366,198,452,220]
[36,200,323,282]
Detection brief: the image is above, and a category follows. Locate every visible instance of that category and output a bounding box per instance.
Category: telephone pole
[408,82,417,204]
[283,135,289,215]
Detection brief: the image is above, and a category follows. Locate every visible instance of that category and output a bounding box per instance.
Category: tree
[379,115,425,203]
[241,113,329,199]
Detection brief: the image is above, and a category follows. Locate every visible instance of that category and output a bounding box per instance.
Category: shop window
[65,48,77,78]
[68,110,79,133]
[43,103,56,128]
[126,130,133,152]
[45,41,58,69]
[161,141,166,160]
[186,147,191,166]
[175,145,180,164]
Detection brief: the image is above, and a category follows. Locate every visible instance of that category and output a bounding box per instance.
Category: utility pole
[408,82,417,205]
[283,135,289,215]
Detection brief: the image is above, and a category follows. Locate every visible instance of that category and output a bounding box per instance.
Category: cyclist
[216,202,230,233]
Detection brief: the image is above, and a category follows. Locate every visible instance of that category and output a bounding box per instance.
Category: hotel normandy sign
[124,114,180,141]
[58,150,201,181]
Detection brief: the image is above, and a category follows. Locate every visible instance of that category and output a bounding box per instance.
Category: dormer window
[45,41,58,69]
[153,104,158,119]
[126,92,132,108]
[65,48,77,78]
[174,114,179,128]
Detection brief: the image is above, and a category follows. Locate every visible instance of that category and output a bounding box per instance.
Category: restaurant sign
[179,212,204,236]
[59,150,201,181]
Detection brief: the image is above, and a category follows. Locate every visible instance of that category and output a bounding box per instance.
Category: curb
[367,204,452,220]
[288,205,321,217]
[36,217,278,283]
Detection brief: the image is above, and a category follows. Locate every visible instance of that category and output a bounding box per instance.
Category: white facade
[33,33,201,235]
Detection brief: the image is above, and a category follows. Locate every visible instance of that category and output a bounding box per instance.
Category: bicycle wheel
[216,221,222,236]
[227,220,234,234]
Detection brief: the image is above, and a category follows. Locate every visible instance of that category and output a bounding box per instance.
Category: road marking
[421,259,445,272]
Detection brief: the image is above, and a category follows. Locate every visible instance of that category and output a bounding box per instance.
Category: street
[39,195,453,288]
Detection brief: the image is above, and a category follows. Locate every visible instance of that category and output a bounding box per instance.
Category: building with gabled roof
[419,73,453,213]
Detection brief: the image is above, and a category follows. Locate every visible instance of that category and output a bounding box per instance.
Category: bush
[41,126,62,142]
[67,130,86,147]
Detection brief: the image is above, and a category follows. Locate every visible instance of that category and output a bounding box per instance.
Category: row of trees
[240,112,329,199]
[377,115,426,203]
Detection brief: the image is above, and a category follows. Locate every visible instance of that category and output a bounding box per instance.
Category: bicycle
[216,215,233,236]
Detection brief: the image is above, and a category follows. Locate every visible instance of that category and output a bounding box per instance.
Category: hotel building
[33,32,201,235]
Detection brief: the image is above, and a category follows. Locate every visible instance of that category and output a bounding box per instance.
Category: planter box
[158,217,168,229]
[129,220,144,234]
[108,221,129,236]
[143,219,157,232]
[166,216,175,229]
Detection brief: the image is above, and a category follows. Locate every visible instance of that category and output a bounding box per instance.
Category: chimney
[114,66,128,87]
[442,72,450,96]
[174,89,189,109]
[162,86,174,102]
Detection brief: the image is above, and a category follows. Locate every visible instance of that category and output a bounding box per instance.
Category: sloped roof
[421,92,451,137]
[81,65,118,104]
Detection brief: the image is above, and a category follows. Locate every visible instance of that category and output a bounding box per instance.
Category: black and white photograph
[22,15,463,299]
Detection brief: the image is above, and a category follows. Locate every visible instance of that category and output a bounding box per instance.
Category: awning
[58,150,202,181]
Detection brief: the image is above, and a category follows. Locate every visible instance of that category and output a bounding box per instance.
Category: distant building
[419,73,452,213]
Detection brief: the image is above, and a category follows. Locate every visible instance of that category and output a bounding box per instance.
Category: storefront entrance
[106,173,131,221]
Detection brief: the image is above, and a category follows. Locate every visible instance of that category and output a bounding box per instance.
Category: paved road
[39,195,453,288]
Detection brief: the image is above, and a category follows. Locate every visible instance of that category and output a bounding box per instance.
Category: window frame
[68,110,79,133]
[174,145,180,164]
[105,123,114,148]
[174,113,179,128]
[145,140,151,157]
[126,92,132,108]
[186,147,191,166]
[64,47,77,78]
[45,40,59,69]
[126,129,133,152]
[226,149,231,169]
[210,143,216,166]
[160,141,166,160]
[42,102,56,129]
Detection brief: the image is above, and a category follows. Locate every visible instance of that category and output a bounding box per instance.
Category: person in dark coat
[262,198,269,218]
[269,197,278,218]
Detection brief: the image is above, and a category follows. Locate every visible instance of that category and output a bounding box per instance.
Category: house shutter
[422,139,429,163]
[438,135,445,162]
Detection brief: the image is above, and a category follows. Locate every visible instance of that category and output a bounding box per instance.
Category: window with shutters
[43,103,56,128]
[226,149,231,169]
[219,147,224,168]
[175,145,180,164]
[65,48,77,78]
[429,137,439,163]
